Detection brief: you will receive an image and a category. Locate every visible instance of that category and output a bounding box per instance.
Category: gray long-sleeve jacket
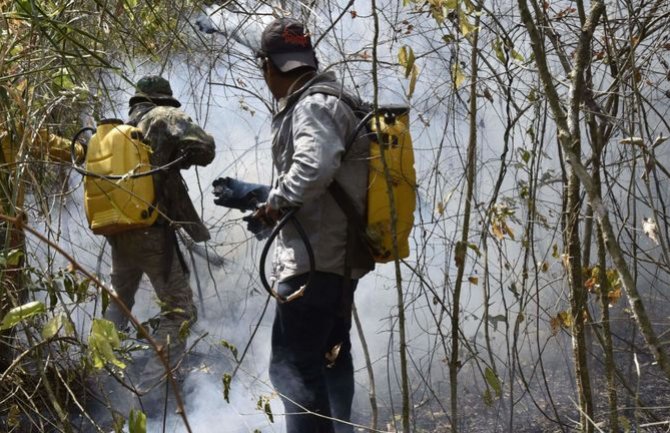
[268,72,374,282]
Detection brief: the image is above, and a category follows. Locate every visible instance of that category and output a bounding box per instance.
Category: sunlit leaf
[42,313,75,339]
[88,318,125,369]
[503,220,515,241]
[458,9,477,36]
[52,68,75,90]
[451,62,466,89]
[584,277,598,293]
[608,288,622,306]
[491,222,505,241]
[0,301,46,331]
[550,310,572,335]
[511,49,525,62]
[398,45,415,78]
[129,409,146,433]
[493,39,506,63]
[0,248,23,267]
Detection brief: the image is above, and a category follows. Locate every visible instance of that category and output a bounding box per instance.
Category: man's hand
[251,203,282,228]
[242,203,281,240]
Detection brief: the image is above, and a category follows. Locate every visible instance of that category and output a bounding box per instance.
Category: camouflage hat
[129,75,181,108]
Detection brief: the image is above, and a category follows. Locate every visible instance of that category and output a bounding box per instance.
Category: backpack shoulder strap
[300,84,361,112]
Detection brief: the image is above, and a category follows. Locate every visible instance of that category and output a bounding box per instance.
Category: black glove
[212,177,270,211]
[243,213,272,240]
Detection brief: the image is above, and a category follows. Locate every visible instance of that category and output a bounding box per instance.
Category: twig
[0,212,194,433]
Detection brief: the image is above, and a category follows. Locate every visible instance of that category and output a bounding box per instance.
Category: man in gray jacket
[104,76,215,399]
[252,18,374,433]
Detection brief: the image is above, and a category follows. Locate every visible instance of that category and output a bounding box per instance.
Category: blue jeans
[269,272,356,433]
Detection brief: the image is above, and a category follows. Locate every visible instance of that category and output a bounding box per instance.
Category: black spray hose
[259,208,315,303]
[70,126,186,179]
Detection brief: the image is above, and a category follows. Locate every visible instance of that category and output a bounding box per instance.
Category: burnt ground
[348,320,670,433]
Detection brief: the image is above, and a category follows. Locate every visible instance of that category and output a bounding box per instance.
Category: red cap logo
[282,28,310,47]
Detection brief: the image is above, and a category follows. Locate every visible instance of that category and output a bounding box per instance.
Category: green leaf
[482,388,493,406]
[88,319,125,369]
[511,49,525,62]
[257,396,274,423]
[13,0,33,15]
[52,68,75,91]
[42,313,75,339]
[0,301,46,331]
[222,373,232,403]
[220,339,239,361]
[484,367,502,397]
[493,39,506,63]
[0,248,23,267]
[129,409,146,433]
[442,34,455,44]
[467,243,482,257]
[178,319,192,341]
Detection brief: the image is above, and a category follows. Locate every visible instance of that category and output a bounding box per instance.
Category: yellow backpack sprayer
[70,118,186,235]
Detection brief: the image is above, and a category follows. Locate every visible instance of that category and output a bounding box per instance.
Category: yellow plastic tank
[366,108,416,263]
[84,119,157,235]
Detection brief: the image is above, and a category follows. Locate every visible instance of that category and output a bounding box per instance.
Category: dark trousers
[269,272,356,433]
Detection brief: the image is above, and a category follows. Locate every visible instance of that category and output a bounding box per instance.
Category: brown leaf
[608,288,622,306]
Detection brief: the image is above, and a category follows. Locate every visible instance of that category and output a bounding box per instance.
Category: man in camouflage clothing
[103,76,215,396]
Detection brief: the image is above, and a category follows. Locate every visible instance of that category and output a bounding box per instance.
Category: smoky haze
[17,0,670,432]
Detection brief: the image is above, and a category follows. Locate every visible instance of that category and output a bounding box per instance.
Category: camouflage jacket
[128,102,215,242]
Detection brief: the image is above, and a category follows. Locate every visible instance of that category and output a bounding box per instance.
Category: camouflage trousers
[105,226,196,393]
